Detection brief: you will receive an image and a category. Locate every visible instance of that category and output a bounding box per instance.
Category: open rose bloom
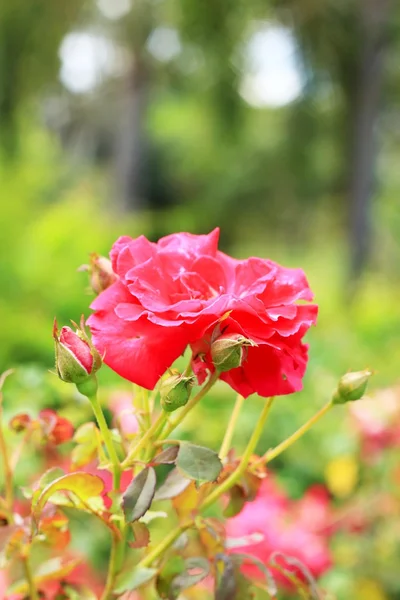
[88,228,317,397]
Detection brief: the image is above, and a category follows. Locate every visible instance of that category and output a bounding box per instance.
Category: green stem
[121,410,168,469]
[264,399,333,464]
[23,554,39,600]
[101,532,124,600]
[138,522,192,568]
[142,389,152,432]
[219,394,244,460]
[89,393,121,490]
[201,396,275,511]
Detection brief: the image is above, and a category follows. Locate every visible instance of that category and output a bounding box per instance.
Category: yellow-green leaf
[32,472,104,519]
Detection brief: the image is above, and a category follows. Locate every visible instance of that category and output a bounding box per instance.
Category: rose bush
[87,229,317,397]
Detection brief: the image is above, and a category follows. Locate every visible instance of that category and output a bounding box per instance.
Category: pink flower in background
[226,477,333,584]
[88,229,317,397]
[350,387,400,461]
[109,391,139,437]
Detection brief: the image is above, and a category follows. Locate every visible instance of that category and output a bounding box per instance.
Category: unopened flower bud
[53,317,102,385]
[211,333,256,373]
[332,369,372,405]
[9,413,32,433]
[79,253,117,295]
[160,374,195,412]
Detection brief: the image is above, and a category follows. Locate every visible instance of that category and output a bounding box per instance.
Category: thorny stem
[263,400,334,465]
[219,394,244,460]
[23,554,39,600]
[89,393,121,490]
[201,396,275,510]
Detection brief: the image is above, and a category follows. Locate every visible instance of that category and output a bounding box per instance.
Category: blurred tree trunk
[114,58,149,212]
[347,0,390,282]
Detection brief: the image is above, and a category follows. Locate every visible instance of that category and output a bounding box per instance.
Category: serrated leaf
[176,443,222,483]
[114,566,157,593]
[122,467,156,523]
[154,468,191,501]
[215,554,237,600]
[129,521,150,549]
[170,556,210,599]
[32,473,104,520]
[151,445,179,465]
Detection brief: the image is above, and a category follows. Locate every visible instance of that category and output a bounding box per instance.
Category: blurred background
[1,0,400,598]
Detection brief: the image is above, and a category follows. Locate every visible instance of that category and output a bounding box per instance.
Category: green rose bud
[160,374,195,412]
[332,369,372,405]
[210,333,256,373]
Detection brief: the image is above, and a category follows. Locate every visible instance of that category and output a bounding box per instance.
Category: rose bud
[53,317,102,385]
[9,413,32,433]
[79,253,117,295]
[333,369,372,405]
[39,409,74,445]
[160,373,195,412]
[211,333,256,373]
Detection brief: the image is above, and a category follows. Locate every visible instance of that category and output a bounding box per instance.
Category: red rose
[87,229,317,397]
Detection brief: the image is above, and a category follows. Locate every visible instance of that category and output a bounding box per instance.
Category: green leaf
[32,472,104,520]
[176,443,222,483]
[170,557,210,599]
[151,445,179,465]
[114,566,157,593]
[122,467,156,523]
[153,468,191,501]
